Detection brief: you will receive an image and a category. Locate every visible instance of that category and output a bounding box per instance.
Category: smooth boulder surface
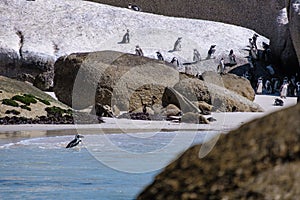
[53,51,179,110]
[138,103,300,200]
[93,0,299,73]
[173,77,263,112]
[0,0,269,84]
[54,50,262,113]
[202,71,255,101]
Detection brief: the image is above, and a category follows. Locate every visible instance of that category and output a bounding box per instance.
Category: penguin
[248,38,254,48]
[274,98,284,106]
[142,104,147,114]
[207,45,216,59]
[156,51,164,61]
[171,57,179,67]
[66,134,84,148]
[252,33,259,49]
[193,49,201,62]
[135,45,144,56]
[128,3,142,11]
[119,29,130,44]
[173,37,182,51]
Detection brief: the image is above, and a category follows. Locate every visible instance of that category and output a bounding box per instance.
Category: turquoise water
[0,131,218,200]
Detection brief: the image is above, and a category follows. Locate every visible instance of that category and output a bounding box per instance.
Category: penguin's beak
[78,135,84,138]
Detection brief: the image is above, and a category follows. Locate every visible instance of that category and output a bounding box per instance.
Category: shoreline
[0,95,297,139]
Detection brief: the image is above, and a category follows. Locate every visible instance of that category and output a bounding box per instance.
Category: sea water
[0,131,219,200]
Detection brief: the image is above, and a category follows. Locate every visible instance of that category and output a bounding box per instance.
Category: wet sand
[0,95,297,139]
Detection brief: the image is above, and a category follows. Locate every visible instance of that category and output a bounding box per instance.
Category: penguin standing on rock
[171,57,180,68]
[173,37,182,51]
[156,51,164,61]
[66,134,84,148]
[135,45,144,56]
[119,29,130,44]
[206,45,216,59]
[128,3,142,11]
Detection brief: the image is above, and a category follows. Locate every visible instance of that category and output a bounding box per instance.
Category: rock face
[181,112,209,124]
[92,0,300,74]
[54,50,262,112]
[33,71,54,91]
[53,51,179,110]
[0,75,68,119]
[202,71,255,101]
[161,87,201,114]
[287,0,300,68]
[173,77,262,112]
[1,0,270,87]
[138,103,300,199]
[0,75,104,124]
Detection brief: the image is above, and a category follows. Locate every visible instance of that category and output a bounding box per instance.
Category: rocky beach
[0,0,300,199]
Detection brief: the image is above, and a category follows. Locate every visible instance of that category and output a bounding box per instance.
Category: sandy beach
[0,94,297,139]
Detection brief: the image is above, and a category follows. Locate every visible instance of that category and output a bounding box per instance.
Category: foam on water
[0,131,219,150]
[0,131,221,199]
[0,135,72,149]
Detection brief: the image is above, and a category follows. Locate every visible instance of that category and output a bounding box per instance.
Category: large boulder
[33,71,54,91]
[173,77,263,112]
[138,103,300,199]
[0,0,270,86]
[0,75,68,119]
[202,71,255,101]
[93,0,299,74]
[53,51,179,110]
[161,87,201,114]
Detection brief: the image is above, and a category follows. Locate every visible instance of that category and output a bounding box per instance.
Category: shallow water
[0,131,218,200]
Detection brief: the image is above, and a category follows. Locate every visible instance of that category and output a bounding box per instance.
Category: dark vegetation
[2,99,19,107]
[1,99,104,124]
[1,93,50,111]
[12,94,37,105]
[5,110,20,115]
[45,106,72,118]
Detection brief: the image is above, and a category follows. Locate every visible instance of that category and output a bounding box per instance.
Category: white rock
[0,0,269,74]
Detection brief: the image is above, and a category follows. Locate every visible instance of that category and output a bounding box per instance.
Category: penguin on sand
[66,134,84,148]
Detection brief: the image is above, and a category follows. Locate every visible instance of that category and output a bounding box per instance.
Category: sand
[0,95,297,139]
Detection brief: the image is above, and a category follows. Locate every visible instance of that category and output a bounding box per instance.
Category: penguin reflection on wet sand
[66,134,84,148]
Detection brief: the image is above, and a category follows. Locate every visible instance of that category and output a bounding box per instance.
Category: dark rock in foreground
[138,103,300,199]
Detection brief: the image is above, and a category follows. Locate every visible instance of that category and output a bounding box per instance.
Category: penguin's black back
[66,138,80,148]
